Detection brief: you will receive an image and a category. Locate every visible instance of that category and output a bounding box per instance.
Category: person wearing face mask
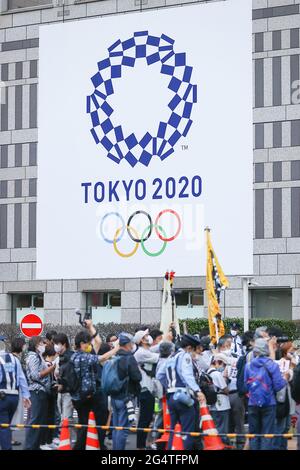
[10,337,28,447]
[71,329,119,450]
[229,323,243,357]
[0,335,31,451]
[157,334,206,450]
[207,355,231,445]
[24,336,56,450]
[133,329,160,450]
[52,333,74,425]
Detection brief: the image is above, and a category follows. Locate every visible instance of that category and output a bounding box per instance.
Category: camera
[277,336,289,344]
[125,400,136,424]
[75,309,92,327]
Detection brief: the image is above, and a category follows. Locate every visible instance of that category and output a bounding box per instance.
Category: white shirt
[207,368,231,411]
[134,346,159,393]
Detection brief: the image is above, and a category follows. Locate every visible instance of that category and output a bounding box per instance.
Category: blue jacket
[244,356,286,406]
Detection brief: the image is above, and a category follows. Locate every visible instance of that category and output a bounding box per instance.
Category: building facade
[0,0,300,325]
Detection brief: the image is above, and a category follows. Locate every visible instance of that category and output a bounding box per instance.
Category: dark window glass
[28,202,36,248]
[291,187,300,237]
[15,144,22,167]
[273,57,282,106]
[0,205,7,249]
[29,84,37,128]
[255,33,264,52]
[273,188,282,238]
[0,181,8,198]
[291,120,300,146]
[14,203,22,248]
[291,29,300,48]
[15,62,23,80]
[291,161,300,180]
[255,163,264,183]
[29,178,37,197]
[15,180,22,198]
[273,162,282,182]
[273,122,282,148]
[29,142,37,166]
[15,85,23,130]
[272,31,281,50]
[255,123,264,149]
[0,146,8,168]
[255,189,264,239]
[255,59,264,108]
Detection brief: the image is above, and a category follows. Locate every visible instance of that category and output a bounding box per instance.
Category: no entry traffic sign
[20,313,43,338]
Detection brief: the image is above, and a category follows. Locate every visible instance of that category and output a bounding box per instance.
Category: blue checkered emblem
[87,32,197,167]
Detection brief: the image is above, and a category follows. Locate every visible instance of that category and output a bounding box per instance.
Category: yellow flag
[206,229,229,344]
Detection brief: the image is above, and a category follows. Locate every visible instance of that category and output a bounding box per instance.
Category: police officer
[0,335,31,450]
[157,334,206,450]
[230,323,243,357]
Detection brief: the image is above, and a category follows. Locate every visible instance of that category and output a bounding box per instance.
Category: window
[175,289,204,319]
[272,31,281,50]
[251,289,292,320]
[255,163,264,183]
[291,120,300,146]
[86,291,121,324]
[273,162,282,182]
[8,0,50,9]
[273,57,282,106]
[291,161,300,180]
[255,33,264,52]
[255,123,264,149]
[255,59,264,108]
[291,187,300,237]
[12,293,44,324]
[291,29,300,48]
[273,188,282,238]
[255,189,264,239]
[273,122,282,148]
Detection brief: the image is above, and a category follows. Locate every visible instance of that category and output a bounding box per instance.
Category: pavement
[10,428,298,450]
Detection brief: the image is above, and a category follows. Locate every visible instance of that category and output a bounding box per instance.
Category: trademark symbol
[181,145,189,151]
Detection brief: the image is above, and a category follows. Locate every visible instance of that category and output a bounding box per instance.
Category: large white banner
[37,0,253,280]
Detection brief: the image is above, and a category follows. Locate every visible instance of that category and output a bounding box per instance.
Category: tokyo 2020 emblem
[87,31,197,168]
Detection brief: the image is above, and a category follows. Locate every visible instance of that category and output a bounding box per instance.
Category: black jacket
[115,349,142,399]
[58,349,74,393]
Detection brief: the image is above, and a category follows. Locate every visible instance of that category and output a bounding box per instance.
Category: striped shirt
[26,351,50,392]
[0,352,30,398]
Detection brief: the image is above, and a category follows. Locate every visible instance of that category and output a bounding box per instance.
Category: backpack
[291,363,300,403]
[236,354,247,397]
[63,354,80,395]
[200,371,217,405]
[101,356,129,396]
[246,361,273,407]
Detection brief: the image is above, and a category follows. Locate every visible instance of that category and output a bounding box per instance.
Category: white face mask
[37,344,46,355]
[54,344,62,354]
[231,330,237,337]
[145,336,153,346]
[223,348,232,356]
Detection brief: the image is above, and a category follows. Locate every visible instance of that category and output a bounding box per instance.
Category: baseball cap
[133,329,149,345]
[230,322,240,330]
[212,352,233,366]
[118,332,133,346]
[181,334,202,348]
[0,335,6,342]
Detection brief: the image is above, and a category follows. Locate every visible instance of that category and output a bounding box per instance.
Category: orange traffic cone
[85,411,100,450]
[199,403,225,450]
[171,423,184,450]
[58,418,72,450]
[156,396,171,448]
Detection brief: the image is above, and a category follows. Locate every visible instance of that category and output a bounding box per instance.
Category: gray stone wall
[0,0,300,324]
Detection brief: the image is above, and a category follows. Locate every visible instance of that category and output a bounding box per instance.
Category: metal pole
[243,278,249,332]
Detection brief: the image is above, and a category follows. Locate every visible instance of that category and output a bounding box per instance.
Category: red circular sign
[20,313,43,338]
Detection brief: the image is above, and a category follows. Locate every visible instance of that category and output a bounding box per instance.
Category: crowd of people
[0,320,300,451]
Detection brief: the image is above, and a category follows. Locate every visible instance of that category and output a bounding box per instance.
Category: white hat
[133,329,149,345]
[212,352,234,366]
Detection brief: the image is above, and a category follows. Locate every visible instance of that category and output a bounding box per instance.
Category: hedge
[1,318,300,344]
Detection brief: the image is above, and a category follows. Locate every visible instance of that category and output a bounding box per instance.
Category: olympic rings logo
[99,209,181,258]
